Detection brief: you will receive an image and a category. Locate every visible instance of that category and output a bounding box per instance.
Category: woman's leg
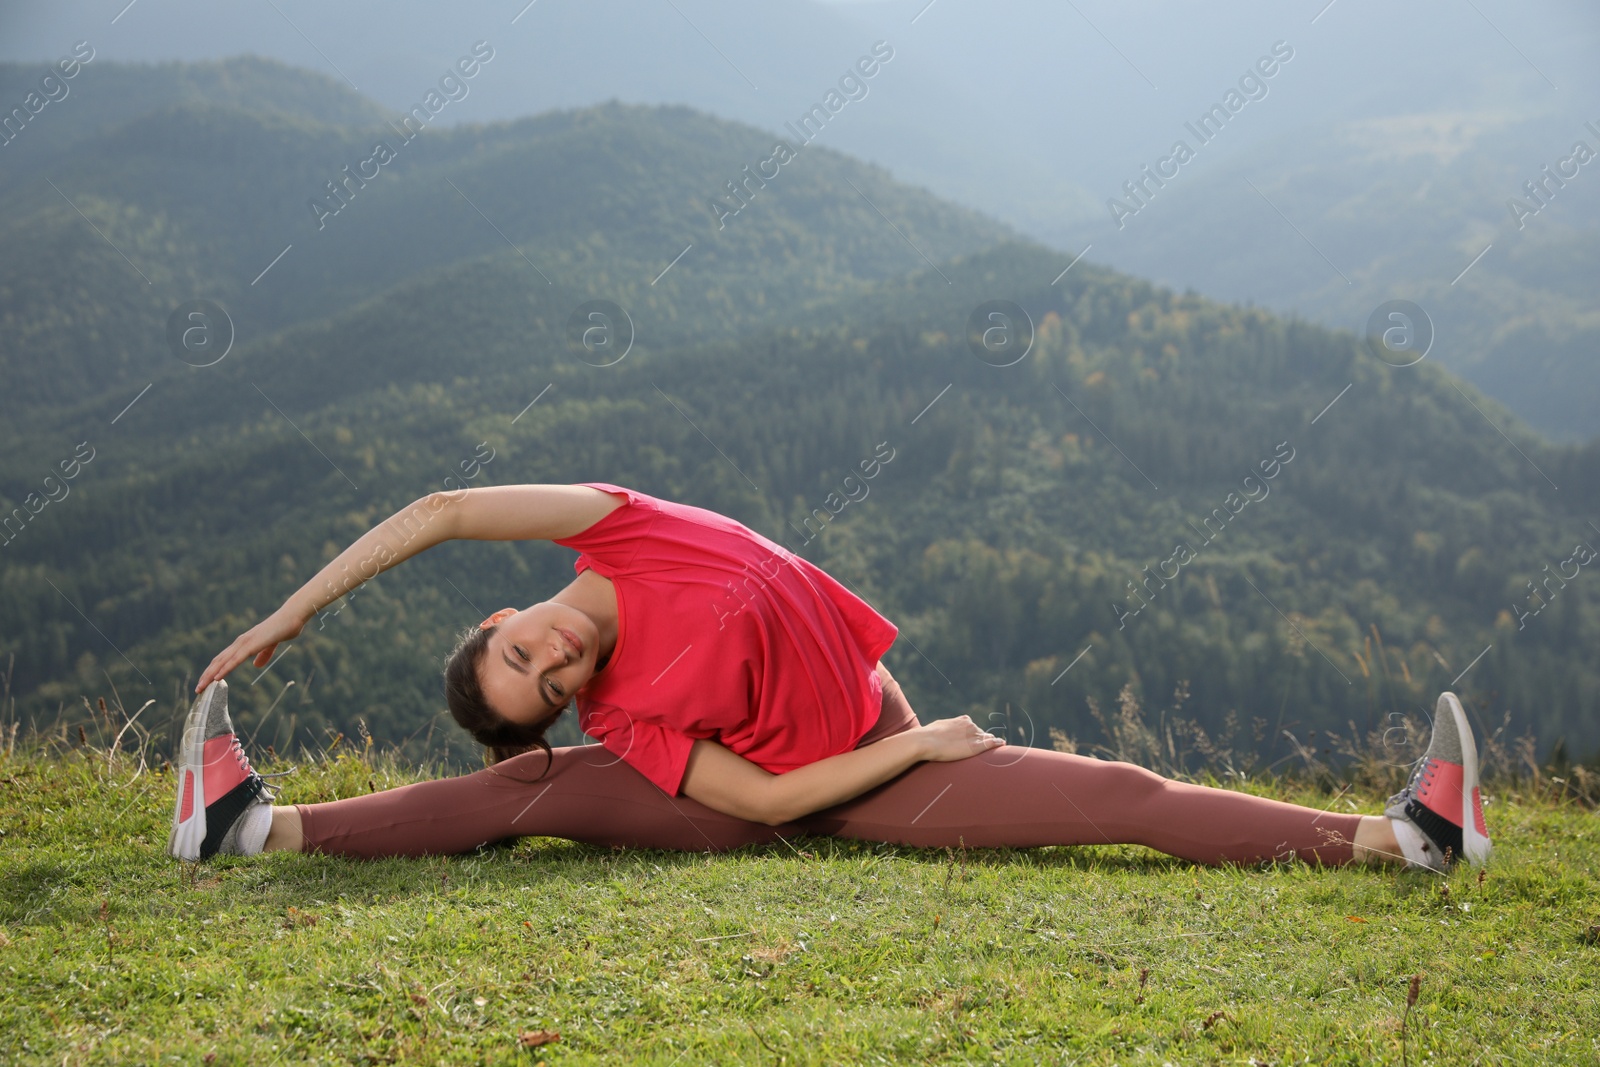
[265,806,303,852]
[793,751,1363,865]
[294,745,792,858]
[288,663,911,859]
[794,665,1367,867]
[291,664,1366,866]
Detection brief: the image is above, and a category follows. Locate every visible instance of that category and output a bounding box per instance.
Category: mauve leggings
[297,667,1362,866]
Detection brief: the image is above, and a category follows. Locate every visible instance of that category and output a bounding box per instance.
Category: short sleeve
[578,700,697,796]
[552,483,661,579]
[570,482,653,508]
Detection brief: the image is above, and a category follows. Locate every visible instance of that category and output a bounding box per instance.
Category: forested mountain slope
[1,58,1594,764]
[1096,112,1600,441]
[4,238,1595,760]
[0,57,1010,417]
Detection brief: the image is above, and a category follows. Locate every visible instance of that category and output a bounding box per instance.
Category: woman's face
[477,602,600,727]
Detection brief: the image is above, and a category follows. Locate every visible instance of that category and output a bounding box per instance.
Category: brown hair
[443,623,566,776]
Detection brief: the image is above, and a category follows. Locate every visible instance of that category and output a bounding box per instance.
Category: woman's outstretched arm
[195,492,460,690]
[194,484,620,691]
[431,483,622,542]
[679,717,1005,826]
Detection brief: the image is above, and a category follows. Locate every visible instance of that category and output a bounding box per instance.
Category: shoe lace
[227,736,294,800]
[1386,754,1431,809]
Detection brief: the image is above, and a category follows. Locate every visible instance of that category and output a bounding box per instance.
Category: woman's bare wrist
[900,725,933,763]
[281,596,319,627]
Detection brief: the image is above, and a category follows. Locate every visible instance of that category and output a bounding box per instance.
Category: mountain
[1085,109,1600,442]
[0,56,1011,417]
[1,56,1596,766]
[6,2,1596,440]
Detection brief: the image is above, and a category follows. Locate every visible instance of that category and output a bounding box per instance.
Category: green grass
[1,744,1596,1066]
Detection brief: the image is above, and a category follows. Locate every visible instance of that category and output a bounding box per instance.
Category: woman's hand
[196,605,308,692]
[914,716,1006,762]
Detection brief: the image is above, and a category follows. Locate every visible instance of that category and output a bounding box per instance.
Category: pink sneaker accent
[1415,758,1489,838]
[178,770,196,822]
[1414,758,1465,824]
[201,734,250,803]
[1408,755,1492,862]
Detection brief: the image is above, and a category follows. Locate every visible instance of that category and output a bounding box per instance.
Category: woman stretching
[168,483,1491,873]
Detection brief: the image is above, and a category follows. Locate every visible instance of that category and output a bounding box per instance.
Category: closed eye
[500,640,527,679]
[514,642,563,708]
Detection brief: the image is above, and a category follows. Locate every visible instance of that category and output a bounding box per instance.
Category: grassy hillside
[1,724,1595,1065]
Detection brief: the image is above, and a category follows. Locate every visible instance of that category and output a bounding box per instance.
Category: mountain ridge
[1,54,1594,762]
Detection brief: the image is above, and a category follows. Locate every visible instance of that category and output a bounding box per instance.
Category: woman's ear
[480,607,518,630]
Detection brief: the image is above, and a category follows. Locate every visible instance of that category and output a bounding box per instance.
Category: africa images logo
[710,40,895,230]
[307,41,495,231]
[0,40,95,150]
[1106,40,1294,229]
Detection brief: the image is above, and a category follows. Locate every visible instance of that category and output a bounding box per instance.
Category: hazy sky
[4,0,1592,202]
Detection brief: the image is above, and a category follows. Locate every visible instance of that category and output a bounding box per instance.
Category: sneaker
[167,680,278,861]
[1384,692,1492,868]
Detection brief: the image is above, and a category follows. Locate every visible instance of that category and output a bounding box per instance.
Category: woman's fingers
[196,631,267,691]
[197,650,227,691]
[198,656,228,692]
[921,716,1005,761]
[968,718,1003,754]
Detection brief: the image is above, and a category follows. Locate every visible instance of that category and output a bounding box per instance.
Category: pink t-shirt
[552,483,899,795]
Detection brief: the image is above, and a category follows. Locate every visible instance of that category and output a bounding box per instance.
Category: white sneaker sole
[166,682,223,862]
[1440,691,1492,866]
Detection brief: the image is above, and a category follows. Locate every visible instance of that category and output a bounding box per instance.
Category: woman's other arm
[431,484,622,542]
[680,717,1004,826]
[195,485,617,690]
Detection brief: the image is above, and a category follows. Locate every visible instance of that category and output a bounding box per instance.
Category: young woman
[169,483,1492,873]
